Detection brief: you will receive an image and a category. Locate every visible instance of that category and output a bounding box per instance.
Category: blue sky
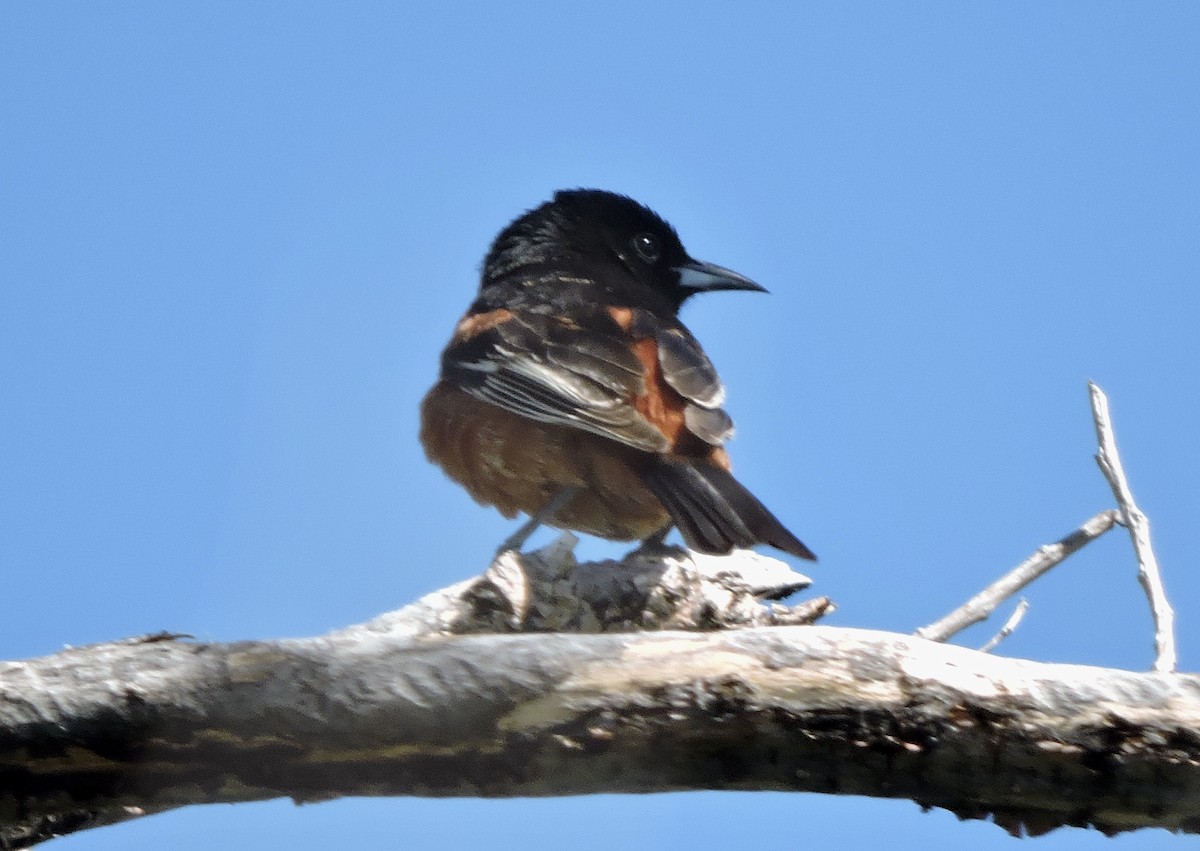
[3,2,1199,848]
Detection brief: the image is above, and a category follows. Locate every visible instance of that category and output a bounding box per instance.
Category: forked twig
[1089,381,1177,672]
[915,510,1119,643]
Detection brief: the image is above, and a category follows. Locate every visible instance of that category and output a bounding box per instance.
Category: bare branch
[4,615,1200,846]
[1089,381,1178,673]
[915,510,1119,642]
[978,598,1029,653]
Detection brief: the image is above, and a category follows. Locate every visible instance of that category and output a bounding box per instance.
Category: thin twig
[978,599,1029,653]
[1088,381,1177,673]
[915,510,1119,643]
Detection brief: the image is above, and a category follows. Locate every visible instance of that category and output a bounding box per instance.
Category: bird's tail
[639,458,816,560]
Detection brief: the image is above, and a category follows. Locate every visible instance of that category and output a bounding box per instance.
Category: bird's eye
[631,232,662,264]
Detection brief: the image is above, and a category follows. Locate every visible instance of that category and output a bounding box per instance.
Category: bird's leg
[632,522,683,556]
[497,486,580,554]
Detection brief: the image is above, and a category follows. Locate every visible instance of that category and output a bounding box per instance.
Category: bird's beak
[675,259,767,294]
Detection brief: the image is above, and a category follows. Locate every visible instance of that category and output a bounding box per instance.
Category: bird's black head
[480,189,764,314]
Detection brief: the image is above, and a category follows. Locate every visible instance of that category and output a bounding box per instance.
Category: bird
[419,189,815,560]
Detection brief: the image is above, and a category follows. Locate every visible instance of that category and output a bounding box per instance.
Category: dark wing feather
[683,405,734,445]
[656,328,724,407]
[656,325,734,446]
[442,311,670,452]
[641,458,817,560]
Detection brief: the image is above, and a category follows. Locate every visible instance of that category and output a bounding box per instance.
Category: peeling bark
[1,540,1196,847]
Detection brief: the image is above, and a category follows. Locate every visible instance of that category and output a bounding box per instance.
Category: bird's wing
[441,307,734,454]
[655,325,734,446]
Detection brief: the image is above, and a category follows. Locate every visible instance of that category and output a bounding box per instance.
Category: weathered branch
[915,510,1119,642]
[1,541,1198,847]
[1089,381,1177,672]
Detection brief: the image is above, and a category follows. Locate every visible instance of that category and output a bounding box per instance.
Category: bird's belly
[419,382,669,540]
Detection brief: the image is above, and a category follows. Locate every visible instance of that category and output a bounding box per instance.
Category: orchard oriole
[420,189,815,560]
